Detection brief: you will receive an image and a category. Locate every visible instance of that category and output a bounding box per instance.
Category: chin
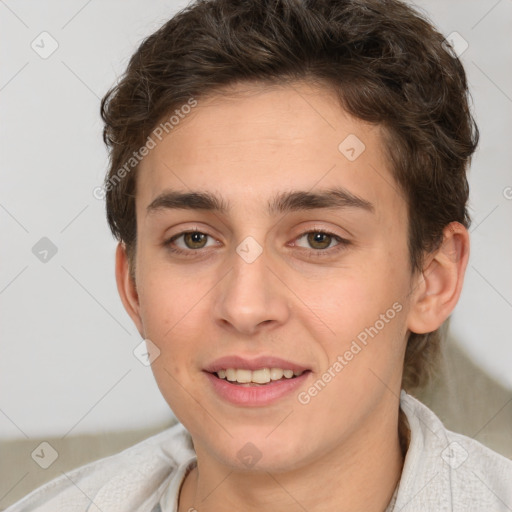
[208,433,313,474]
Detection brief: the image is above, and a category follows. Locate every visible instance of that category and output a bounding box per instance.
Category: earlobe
[406,222,470,334]
[115,242,144,336]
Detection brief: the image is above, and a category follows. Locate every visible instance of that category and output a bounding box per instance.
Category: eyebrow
[146,187,375,216]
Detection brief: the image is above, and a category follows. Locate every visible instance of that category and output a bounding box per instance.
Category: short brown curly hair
[100,0,478,392]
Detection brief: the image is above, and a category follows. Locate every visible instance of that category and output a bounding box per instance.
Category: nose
[213,238,290,336]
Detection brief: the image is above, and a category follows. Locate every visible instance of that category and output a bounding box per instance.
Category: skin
[116,81,469,512]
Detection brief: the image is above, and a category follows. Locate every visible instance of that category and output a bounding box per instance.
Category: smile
[215,367,305,385]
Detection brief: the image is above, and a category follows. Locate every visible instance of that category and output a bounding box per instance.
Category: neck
[179,399,406,512]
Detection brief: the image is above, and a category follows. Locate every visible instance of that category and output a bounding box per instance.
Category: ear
[115,242,144,337]
[406,222,470,334]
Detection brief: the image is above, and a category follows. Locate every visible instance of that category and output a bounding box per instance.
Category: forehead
[137,81,405,222]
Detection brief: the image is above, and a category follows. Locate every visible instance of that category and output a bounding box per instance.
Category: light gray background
[1,0,511,440]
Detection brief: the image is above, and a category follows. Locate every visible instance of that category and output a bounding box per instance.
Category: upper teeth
[217,368,304,384]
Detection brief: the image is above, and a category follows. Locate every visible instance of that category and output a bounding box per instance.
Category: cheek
[136,268,188,357]
[137,272,202,412]
[308,258,409,361]
[137,245,197,326]
[310,273,387,333]
[136,260,216,369]
[296,301,408,433]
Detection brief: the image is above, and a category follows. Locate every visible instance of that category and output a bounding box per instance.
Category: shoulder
[397,391,512,511]
[5,421,196,512]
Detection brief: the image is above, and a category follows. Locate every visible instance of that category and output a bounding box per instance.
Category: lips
[202,354,312,406]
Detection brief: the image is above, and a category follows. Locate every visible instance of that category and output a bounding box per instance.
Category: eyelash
[163,228,351,258]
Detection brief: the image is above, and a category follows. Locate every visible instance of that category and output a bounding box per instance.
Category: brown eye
[292,229,351,258]
[295,231,339,251]
[183,231,208,249]
[164,230,216,255]
[306,232,333,250]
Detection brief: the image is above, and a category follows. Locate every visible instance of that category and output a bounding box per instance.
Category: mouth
[210,367,310,386]
[202,356,312,406]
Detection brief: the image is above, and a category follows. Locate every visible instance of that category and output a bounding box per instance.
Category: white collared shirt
[6,391,512,511]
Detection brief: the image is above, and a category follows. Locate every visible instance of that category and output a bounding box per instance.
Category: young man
[7,0,512,511]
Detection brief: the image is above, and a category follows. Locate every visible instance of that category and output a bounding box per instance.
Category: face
[122,81,417,473]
